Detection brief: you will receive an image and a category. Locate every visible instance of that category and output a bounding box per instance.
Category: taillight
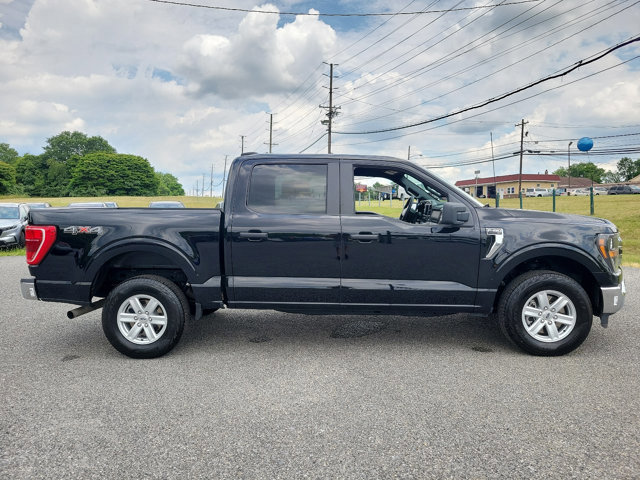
[25,226,57,265]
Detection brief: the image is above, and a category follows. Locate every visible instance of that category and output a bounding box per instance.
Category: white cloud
[181,4,336,98]
[0,0,638,193]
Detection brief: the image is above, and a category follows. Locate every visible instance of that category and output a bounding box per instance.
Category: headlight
[3,224,19,230]
[597,233,622,271]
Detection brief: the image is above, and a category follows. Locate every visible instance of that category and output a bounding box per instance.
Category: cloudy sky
[1,0,639,194]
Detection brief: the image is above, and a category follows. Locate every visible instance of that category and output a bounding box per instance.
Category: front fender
[483,242,606,290]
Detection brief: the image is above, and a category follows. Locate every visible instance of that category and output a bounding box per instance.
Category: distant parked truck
[608,185,640,195]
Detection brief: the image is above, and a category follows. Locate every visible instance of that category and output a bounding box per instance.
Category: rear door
[227,158,341,309]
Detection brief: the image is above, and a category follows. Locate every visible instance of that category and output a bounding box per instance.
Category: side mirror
[440,202,469,225]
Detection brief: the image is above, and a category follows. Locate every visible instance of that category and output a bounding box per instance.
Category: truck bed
[27,208,223,309]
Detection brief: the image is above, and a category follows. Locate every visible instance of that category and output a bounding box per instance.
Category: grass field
[0,195,222,258]
[2,194,639,266]
[1,195,223,208]
[357,195,640,266]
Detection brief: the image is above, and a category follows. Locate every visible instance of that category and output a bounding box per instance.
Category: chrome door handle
[351,232,378,242]
[239,231,268,241]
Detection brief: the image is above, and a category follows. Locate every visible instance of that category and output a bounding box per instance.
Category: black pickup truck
[21,154,625,358]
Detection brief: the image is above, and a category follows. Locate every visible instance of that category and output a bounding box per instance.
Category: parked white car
[525,188,551,197]
[570,188,590,196]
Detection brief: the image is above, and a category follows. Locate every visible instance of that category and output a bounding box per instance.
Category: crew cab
[21,154,626,358]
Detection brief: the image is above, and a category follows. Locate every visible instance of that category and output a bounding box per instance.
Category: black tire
[102,275,189,358]
[497,270,592,356]
[18,230,25,248]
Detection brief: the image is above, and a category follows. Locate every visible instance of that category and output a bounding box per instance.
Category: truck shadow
[179,309,511,354]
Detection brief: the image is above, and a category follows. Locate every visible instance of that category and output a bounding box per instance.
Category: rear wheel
[102,275,189,358]
[497,270,592,356]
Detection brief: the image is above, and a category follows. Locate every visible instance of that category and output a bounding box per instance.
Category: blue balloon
[577,137,594,152]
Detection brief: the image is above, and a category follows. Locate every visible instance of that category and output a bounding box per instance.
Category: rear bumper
[20,277,92,305]
[601,279,626,315]
[21,278,38,300]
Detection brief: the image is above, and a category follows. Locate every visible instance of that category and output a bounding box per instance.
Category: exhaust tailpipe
[67,299,105,319]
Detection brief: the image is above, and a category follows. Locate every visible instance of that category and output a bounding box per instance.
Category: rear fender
[86,238,198,285]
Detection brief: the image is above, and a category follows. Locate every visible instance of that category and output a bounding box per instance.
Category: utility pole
[210,163,214,197]
[240,135,246,155]
[490,132,496,195]
[320,62,340,154]
[202,173,205,197]
[516,119,528,196]
[407,145,411,160]
[222,155,228,198]
[327,63,334,154]
[567,141,573,190]
[264,113,277,153]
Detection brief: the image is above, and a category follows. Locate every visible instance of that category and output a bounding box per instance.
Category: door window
[248,164,327,214]
[352,166,449,223]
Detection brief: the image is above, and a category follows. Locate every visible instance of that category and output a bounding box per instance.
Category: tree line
[552,157,640,184]
[0,131,184,197]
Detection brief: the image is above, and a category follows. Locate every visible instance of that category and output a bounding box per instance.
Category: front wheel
[497,270,592,356]
[102,275,189,358]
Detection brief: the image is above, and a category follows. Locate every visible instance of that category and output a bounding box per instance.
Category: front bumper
[0,228,20,245]
[601,279,626,315]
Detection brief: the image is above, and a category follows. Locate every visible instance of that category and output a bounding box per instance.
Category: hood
[0,219,21,228]
[476,207,615,229]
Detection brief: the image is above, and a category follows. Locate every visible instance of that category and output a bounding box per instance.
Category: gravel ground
[1,256,638,479]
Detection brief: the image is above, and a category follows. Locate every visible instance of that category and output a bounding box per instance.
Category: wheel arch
[87,239,197,299]
[492,246,603,315]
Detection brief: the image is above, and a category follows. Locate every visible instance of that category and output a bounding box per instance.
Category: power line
[327,0,418,62]
[144,0,543,17]
[422,146,640,169]
[336,0,569,119]
[530,122,640,129]
[339,0,515,85]
[335,36,640,136]
[339,0,615,127]
[337,0,629,121]
[299,133,327,153]
[332,55,639,148]
[337,0,445,72]
[403,132,640,170]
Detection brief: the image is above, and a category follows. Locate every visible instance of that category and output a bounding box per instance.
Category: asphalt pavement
[1,256,639,479]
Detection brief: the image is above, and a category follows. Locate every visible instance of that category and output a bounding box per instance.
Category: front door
[339,161,481,313]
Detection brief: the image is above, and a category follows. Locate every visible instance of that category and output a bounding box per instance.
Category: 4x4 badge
[63,226,104,235]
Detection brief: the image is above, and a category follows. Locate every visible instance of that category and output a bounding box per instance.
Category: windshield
[0,207,19,219]
[405,168,484,207]
[419,169,484,207]
[402,174,445,203]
